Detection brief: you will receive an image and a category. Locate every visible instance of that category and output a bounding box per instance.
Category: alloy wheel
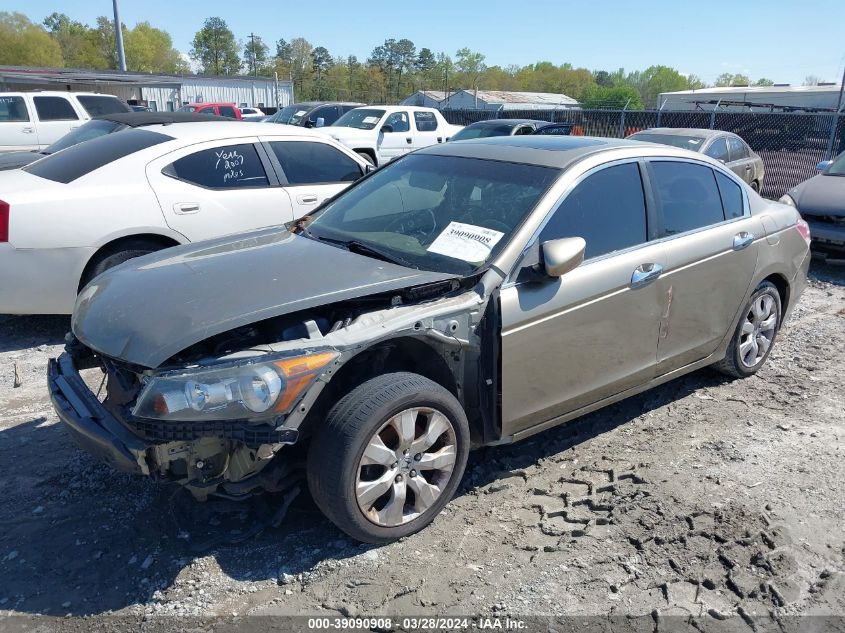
[739,294,778,368]
[355,407,457,527]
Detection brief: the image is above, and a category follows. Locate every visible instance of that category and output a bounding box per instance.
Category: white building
[0,66,294,112]
[441,89,579,111]
[657,85,844,112]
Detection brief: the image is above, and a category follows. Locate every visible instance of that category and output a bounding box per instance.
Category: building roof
[459,90,578,105]
[661,85,842,96]
[0,65,289,86]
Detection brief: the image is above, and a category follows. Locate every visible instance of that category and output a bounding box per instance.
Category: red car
[177,102,242,119]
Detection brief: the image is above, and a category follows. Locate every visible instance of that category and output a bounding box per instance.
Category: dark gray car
[627,128,765,192]
[450,119,572,141]
[780,151,845,255]
[0,112,218,171]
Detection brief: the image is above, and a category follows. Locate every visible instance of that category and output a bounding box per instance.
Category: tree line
[1,11,825,109]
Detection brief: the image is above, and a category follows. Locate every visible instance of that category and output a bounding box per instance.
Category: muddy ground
[0,264,843,631]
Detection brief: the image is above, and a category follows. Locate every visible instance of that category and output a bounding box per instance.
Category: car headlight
[132,350,338,422]
[778,194,796,207]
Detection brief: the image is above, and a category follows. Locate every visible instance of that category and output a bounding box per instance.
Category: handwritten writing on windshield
[215,148,246,183]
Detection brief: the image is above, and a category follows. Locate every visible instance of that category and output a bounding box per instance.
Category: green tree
[43,12,106,69]
[0,12,64,66]
[580,84,643,109]
[455,47,486,91]
[311,46,332,98]
[190,17,240,75]
[630,65,692,107]
[715,72,750,87]
[754,77,775,86]
[243,35,270,76]
[126,22,188,73]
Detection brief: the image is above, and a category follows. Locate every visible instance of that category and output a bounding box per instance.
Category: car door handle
[630,263,663,289]
[733,232,755,250]
[437,137,443,143]
[22,127,34,134]
[173,202,200,214]
[406,137,413,144]
[296,194,318,204]
[745,165,752,171]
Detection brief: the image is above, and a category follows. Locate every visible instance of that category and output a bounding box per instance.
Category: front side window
[650,161,725,236]
[332,108,386,130]
[540,162,648,260]
[270,141,361,184]
[0,96,29,122]
[705,137,729,162]
[383,111,410,133]
[165,143,269,189]
[728,137,749,161]
[715,171,744,219]
[414,111,438,132]
[76,95,129,116]
[33,96,78,121]
[826,151,845,176]
[304,154,560,275]
[218,106,238,119]
[313,106,341,125]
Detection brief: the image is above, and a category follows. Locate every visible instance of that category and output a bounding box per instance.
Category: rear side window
[165,143,269,189]
[414,111,438,132]
[218,106,238,119]
[269,141,361,184]
[533,125,571,136]
[650,161,725,236]
[705,137,729,162]
[314,106,341,125]
[34,96,78,121]
[24,129,172,183]
[0,96,29,122]
[715,171,744,219]
[76,95,129,116]
[728,137,749,161]
[541,162,648,260]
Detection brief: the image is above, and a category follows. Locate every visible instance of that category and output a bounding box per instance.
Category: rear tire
[713,281,781,379]
[80,239,169,290]
[750,180,760,194]
[307,372,469,544]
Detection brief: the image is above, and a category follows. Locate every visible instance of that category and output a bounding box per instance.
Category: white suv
[0,91,130,152]
[321,105,462,166]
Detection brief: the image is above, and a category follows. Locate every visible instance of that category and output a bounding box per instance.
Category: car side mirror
[381,124,394,134]
[315,117,325,128]
[364,163,376,174]
[816,160,833,172]
[541,237,586,277]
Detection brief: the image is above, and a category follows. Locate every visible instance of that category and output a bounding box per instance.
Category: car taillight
[0,200,8,243]
[795,218,811,245]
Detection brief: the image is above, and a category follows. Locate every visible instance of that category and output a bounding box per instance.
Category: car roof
[93,112,220,126]
[137,120,334,142]
[419,135,668,168]
[0,91,120,98]
[633,128,728,139]
[465,119,553,127]
[290,101,365,107]
[187,102,237,107]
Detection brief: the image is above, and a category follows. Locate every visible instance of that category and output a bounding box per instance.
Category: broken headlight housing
[132,350,338,422]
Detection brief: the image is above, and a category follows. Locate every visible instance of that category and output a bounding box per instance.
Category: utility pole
[249,33,258,77]
[112,0,126,72]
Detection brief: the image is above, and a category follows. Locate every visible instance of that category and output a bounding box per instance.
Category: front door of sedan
[500,161,666,437]
[146,139,295,242]
[727,136,756,184]
[645,159,761,371]
[262,138,365,218]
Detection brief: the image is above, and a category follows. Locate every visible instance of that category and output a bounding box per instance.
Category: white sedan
[0,121,370,314]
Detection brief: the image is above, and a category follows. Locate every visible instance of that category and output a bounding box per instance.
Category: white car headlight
[778,194,796,207]
[133,350,338,422]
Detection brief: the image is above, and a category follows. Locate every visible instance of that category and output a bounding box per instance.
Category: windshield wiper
[310,234,414,268]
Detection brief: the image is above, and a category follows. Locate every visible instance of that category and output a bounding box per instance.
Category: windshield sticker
[295,110,307,116]
[362,116,380,124]
[426,221,504,263]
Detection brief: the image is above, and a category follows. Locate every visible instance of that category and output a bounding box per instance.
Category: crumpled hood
[72,227,456,368]
[789,174,845,217]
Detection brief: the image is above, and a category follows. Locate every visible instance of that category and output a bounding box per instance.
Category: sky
[9,0,845,87]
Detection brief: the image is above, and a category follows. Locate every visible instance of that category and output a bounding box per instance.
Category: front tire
[307,372,469,544]
[714,281,781,378]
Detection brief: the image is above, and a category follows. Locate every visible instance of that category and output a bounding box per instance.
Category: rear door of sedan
[645,158,761,371]
[499,159,666,437]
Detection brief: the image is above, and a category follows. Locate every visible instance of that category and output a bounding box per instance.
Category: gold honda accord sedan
[51,136,811,543]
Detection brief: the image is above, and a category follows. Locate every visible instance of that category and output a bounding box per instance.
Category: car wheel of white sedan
[307,372,469,543]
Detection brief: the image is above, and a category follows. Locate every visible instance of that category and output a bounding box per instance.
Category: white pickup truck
[0,91,130,152]
[321,105,462,166]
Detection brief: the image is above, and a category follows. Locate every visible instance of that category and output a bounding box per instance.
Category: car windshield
[825,152,845,176]
[267,104,311,125]
[332,108,386,130]
[451,124,517,141]
[302,154,560,275]
[628,133,706,151]
[43,119,123,154]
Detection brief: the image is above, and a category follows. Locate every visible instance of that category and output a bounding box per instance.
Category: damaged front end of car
[49,272,494,504]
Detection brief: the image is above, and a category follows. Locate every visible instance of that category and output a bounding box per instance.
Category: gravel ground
[0,263,843,631]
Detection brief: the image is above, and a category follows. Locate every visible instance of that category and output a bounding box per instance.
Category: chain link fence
[441,108,845,200]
